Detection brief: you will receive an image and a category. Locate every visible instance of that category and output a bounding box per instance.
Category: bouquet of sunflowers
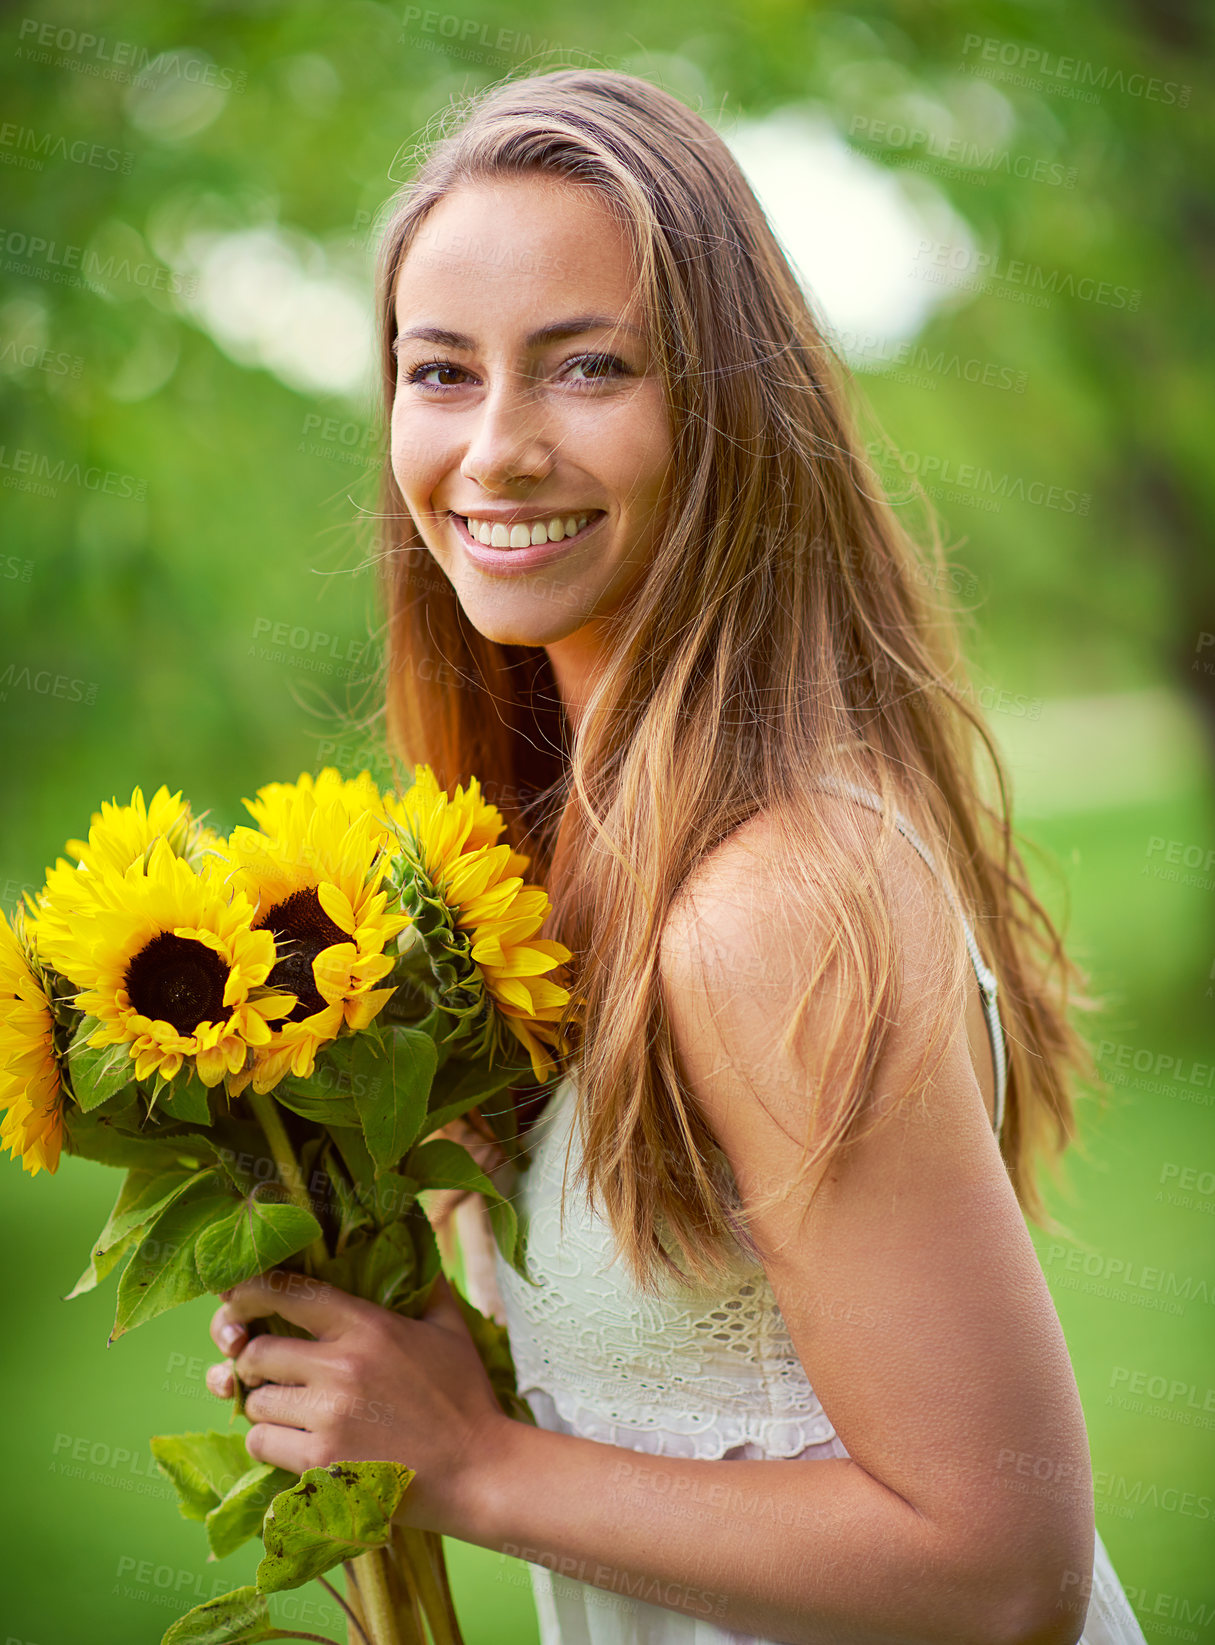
[0,766,577,1645]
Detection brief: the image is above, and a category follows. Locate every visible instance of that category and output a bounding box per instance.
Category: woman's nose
[459,381,555,490]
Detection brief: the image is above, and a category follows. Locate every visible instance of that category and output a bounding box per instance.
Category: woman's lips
[450,510,604,572]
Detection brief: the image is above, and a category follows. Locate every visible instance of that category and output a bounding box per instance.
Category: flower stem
[248,1088,328,1268]
[341,1562,371,1645]
[353,1547,415,1645]
[393,1526,464,1645]
[319,1575,371,1645]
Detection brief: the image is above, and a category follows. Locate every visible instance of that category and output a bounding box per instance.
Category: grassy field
[1,773,1212,1644]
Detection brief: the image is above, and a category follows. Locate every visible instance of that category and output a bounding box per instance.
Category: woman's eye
[568,352,628,379]
[399,353,627,389]
[405,360,470,388]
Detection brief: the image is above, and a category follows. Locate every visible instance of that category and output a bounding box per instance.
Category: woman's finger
[424,1185,472,1229]
[243,1381,312,1429]
[209,1305,248,1357]
[429,1119,509,1181]
[217,1270,365,1339]
[245,1422,320,1475]
[452,1195,507,1324]
[421,1269,477,1336]
[205,1361,234,1399]
[234,1331,319,1389]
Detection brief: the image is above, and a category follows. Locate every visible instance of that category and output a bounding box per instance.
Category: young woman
[205,70,1149,1645]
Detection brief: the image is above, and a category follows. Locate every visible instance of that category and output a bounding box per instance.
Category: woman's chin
[458,595,590,649]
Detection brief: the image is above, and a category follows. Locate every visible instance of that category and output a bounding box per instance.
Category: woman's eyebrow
[392,315,643,353]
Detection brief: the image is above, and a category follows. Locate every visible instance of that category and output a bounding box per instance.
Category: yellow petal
[317,880,357,936]
[344,987,395,1032]
[195,1046,227,1087]
[312,942,357,1003]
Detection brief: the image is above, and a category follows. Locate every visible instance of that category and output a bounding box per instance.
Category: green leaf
[408,1136,523,1278]
[326,1125,375,1194]
[112,1171,239,1340]
[193,1192,323,1294]
[161,1586,300,1643]
[451,1283,537,1426]
[159,1070,213,1126]
[271,1079,362,1127]
[426,1054,522,1119]
[419,1056,533,1169]
[255,1460,414,1593]
[366,1170,418,1225]
[96,1165,201,1255]
[317,1221,417,1313]
[63,1103,199,1173]
[206,1463,297,1560]
[150,1431,258,1523]
[66,1015,138,1110]
[66,1165,202,1300]
[64,1224,139,1300]
[353,1027,437,1175]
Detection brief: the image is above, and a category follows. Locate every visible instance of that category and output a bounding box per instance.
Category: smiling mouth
[453,510,602,548]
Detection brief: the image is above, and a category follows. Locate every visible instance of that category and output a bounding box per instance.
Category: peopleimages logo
[865,439,1091,515]
[1044,1243,1215,1311]
[0,226,197,297]
[0,122,136,174]
[959,33,1191,107]
[913,240,1141,312]
[848,115,1077,189]
[0,445,147,499]
[15,20,248,92]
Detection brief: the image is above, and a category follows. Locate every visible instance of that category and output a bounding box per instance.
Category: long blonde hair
[372,68,1100,1292]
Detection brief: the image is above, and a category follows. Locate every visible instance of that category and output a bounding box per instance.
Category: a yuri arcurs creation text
[0,766,579,1645]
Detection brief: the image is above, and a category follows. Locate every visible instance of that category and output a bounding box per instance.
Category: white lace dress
[492,1073,1146,1645]
[488,789,1147,1645]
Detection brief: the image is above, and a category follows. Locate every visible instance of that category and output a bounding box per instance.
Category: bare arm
[456,810,1094,1645]
[207,810,1092,1645]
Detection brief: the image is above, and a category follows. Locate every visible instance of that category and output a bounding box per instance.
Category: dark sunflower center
[256,887,348,1021]
[126,933,228,1035]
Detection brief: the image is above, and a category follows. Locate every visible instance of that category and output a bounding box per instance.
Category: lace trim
[496,1079,842,1462]
[515,1377,839,1462]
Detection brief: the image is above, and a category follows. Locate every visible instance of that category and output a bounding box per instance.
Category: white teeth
[463,511,595,548]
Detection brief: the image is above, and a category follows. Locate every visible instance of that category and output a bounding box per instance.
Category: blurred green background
[1,0,1212,1641]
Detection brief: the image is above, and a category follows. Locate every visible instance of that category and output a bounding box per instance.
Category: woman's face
[389,174,671,654]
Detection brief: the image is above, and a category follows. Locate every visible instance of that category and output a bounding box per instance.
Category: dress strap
[807,774,1007,1140]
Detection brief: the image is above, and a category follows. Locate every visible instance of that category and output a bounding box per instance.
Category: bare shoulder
[657,800,1093,1566]
[659,795,952,1054]
[657,791,979,1196]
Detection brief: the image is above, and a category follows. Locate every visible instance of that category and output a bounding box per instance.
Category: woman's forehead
[392,177,643,323]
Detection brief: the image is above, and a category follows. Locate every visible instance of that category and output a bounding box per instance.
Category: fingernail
[219,1323,243,1354]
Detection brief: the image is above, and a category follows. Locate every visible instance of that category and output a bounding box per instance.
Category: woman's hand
[422,1114,511,1322]
[422,1113,510,1235]
[204,1269,508,1537]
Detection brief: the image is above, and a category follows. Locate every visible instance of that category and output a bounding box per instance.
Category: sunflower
[33,784,225,959]
[42,837,293,1089]
[241,767,395,847]
[387,765,576,1081]
[221,773,412,1094]
[386,766,531,877]
[0,905,66,1175]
